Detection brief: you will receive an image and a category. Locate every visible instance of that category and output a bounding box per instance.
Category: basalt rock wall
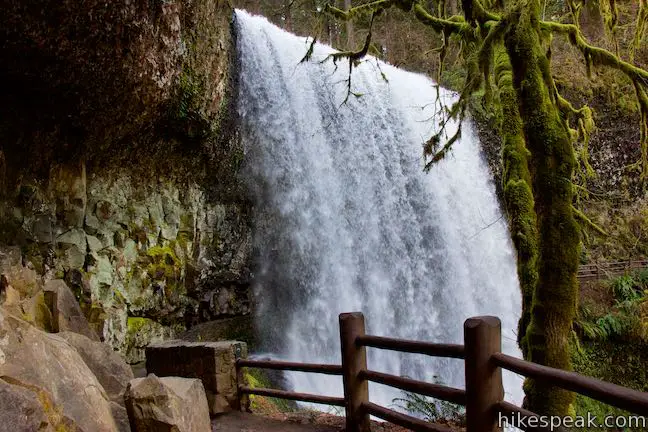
[0,0,252,362]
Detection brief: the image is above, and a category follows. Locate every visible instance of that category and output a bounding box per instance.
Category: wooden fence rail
[236,312,648,432]
[577,259,648,281]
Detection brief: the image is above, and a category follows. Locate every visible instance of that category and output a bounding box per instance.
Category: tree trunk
[505,0,580,416]
[448,0,458,15]
[494,45,539,354]
[345,0,355,48]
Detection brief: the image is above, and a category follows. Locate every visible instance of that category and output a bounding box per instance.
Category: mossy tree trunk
[494,45,538,353]
[505,0,581,415]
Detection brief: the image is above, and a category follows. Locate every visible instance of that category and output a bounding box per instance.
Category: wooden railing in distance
[577,259,648,281]
[236,312,648,432]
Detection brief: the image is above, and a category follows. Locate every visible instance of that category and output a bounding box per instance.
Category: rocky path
[212,411,464,432]
[212,412,340,431]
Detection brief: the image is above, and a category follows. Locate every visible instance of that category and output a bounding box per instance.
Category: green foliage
[595,313,628,337]
[578,317,610,340]
[575,269,648,343]
[610,274,643,302]
[392,387,465,425]
[635,268,648,286]
[571,339,648,431]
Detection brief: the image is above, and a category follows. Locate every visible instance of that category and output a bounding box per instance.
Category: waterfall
[235,10,524,409]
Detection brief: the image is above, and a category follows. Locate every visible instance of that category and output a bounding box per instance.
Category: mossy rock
[244,368,298,414]
[21,291,55,333]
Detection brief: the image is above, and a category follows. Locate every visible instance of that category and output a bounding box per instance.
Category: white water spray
[235,10,523,409]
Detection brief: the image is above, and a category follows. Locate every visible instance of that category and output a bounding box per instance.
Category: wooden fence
[236,312,648,432]
[577,259,648,281]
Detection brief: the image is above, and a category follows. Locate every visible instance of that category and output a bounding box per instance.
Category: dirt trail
[212,412,341,432]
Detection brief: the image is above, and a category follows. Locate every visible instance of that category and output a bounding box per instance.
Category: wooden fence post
[464,316,504,432]
[339,312,370,432]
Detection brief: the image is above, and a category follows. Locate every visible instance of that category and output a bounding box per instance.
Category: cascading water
[235,10,524,409]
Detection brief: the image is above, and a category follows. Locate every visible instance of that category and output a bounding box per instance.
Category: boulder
[0,378,51,431]
[58,331,134,403]
[111,401,132,432]
[0,247,41,298]
[44,279,100,340]
[0,377,77,431]
[146,340,247,414]
[20,289,55,331]
[124,374,211,432]
[0,310,118,431]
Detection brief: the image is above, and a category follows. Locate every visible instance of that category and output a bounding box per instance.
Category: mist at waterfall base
[235,10,524,410]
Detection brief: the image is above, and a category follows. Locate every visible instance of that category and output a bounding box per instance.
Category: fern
[576,271,648,343]
[610,274,642,303]
[392,389,465,424]
[596,313,627,338]
[576,319,610,340]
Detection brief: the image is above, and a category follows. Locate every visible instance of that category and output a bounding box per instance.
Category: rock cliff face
[0,0,251,362]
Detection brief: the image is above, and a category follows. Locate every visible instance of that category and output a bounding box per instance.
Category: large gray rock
[44,279,99,340]
[146,340,247,414]
[0,377,78,432]
[58,331,134,403]
[0,310,118,431]
[0,378,51,432]
[124,374,211,432]
[0,247,41,298]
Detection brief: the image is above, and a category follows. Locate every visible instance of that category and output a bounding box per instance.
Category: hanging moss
[598,0,619,41]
